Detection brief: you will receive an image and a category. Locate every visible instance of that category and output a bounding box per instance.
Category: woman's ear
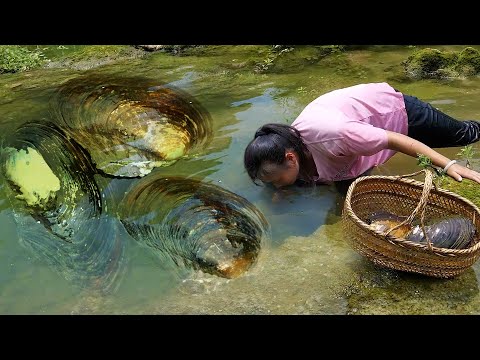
[285,151,297,164]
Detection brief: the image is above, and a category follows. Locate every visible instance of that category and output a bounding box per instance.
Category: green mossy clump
[437,176,480,209]
[345,263,479,315]
[403,48,457,79]
[455,47,480,76]
[403,46,480,79]
[0,46,45,74]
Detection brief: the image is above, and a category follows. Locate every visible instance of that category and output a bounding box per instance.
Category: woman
[244,82,480,188]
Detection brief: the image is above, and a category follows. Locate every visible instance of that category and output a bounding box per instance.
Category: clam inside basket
[342,170,480,278]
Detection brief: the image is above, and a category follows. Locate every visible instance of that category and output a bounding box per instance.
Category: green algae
[437,176,480,209]
[404,46,480,79]
[3,147,60,208]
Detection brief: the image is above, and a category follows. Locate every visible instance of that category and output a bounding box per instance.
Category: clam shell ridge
[407,217,476,249]
[0,121,127,292]
[118,175,270,278]
[49,75,213,178]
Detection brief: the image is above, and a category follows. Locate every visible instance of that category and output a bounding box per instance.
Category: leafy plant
[0,46,45,74]
[296,86,307,94]
[417,153,437,171]
[416,153,446,185]
[456,144,476,169]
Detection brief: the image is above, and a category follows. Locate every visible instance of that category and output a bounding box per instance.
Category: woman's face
[258,152,299,188]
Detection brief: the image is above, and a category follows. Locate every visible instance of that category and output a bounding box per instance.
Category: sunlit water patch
[430,99,457,105]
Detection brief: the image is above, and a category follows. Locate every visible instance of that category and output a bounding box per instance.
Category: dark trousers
[403,94,480,148]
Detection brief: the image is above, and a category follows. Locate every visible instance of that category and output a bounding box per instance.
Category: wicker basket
[342,169,480,278]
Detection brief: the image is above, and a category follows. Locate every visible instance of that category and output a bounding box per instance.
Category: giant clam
[407,217,476,249]
[0,121,127,292]
[49,74,213,178]
[118,174,270,278]
[366,211,476,249]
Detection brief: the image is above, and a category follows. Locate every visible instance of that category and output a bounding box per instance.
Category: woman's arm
[386,130,480,184]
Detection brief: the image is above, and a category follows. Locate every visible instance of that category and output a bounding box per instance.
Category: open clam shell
[0,121,127,292]
[407,217,476,249]
[118,175,270,278]
[50,75,213,178]
[366,211,476,249]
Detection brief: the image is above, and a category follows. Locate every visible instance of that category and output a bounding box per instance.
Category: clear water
[1,45,480,314]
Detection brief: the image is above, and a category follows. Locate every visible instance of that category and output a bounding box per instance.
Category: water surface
[1,45,480,314]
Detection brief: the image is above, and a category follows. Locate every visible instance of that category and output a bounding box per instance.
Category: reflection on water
[1,45,480,314]
[430,99,456,105]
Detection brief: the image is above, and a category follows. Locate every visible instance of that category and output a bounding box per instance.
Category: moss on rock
[404,46,480,80]
[437,176,480,209]
[44,45,146,70]
[455,46,480,74]
[403,48,457,79]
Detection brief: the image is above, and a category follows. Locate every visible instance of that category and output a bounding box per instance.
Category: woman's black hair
[243,123,313,185]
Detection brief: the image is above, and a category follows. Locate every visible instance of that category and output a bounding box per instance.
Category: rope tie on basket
[390,169,438,191]
[384,169,434,251]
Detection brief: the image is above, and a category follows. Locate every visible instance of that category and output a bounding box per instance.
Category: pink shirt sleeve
[334,120,389,157]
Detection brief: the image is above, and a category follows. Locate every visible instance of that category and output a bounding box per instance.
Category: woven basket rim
[343,174,480,255]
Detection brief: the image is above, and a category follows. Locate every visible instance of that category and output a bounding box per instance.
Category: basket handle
[384,169,434,250]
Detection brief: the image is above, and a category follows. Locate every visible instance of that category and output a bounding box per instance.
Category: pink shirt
[291,82,408,182]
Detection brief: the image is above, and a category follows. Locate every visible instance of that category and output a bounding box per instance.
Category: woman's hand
[386,131,480,184]
[447,163,480,183]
